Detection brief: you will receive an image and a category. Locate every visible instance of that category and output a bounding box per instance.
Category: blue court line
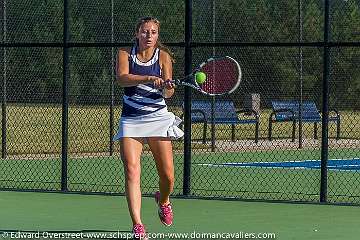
[198,159,360,171]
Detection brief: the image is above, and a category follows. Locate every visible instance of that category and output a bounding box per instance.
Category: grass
[5,104,114,155]
[1,104,360,155]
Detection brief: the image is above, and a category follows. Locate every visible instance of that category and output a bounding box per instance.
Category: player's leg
[148,137,174,204]
[120,137,144,225]
[147,137,174,226]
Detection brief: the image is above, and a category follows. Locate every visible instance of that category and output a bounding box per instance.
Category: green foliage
[1,0,359,109]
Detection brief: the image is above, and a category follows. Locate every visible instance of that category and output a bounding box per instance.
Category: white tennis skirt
[113,108,184,141]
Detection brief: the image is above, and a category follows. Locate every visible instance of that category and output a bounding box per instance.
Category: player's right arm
[116,48,163,87]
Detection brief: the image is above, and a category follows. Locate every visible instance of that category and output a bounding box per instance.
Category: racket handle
[168,79,180,85]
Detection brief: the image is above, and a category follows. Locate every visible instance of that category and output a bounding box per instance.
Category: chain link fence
[1,0,360,204]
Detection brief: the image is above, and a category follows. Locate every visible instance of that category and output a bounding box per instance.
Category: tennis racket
[171,56,241,96]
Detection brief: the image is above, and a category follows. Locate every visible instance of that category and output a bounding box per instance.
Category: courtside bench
[268,100,341,141]
[183,100,260,143]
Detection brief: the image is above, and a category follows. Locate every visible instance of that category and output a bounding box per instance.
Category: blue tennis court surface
[199,158,360,171]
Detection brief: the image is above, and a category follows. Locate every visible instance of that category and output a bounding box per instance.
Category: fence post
[298,0,304,149]
[61,0,70,192]
[2,0,7,159]
[183,0,192,196]
[320,0,330,203]
[109,0,115,156]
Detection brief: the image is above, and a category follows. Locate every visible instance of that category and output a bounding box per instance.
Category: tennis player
[113,17,183,239]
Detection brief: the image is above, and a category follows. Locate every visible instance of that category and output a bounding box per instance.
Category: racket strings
[200,58,240,95]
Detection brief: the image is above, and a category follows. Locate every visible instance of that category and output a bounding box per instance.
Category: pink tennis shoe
[154,191,173,226]
[132,224,148,240]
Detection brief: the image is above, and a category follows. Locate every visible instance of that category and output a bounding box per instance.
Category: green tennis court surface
[1,148,359,202]
[1,148,360,239]
[1,191,360,240]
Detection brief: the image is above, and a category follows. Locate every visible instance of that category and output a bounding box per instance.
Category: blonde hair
[135,17,175,63]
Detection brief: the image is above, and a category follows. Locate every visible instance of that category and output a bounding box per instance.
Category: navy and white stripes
[122,45,166,117]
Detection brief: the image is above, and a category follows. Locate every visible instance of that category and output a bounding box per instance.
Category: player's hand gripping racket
[171,56,241,96]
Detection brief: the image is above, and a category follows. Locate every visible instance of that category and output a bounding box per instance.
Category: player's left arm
[160,50,175,98]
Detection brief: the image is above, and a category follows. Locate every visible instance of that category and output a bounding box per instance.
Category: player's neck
[137,46,155,62]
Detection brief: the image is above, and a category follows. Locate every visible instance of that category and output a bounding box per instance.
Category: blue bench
[268,100,341,141]
[185,100,259,143]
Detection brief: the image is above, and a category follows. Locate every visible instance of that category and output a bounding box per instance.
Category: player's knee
[124,162,141,182]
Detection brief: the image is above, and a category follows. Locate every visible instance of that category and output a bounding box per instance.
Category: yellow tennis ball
[195,72,207,85]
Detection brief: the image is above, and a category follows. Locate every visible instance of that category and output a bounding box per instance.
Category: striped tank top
[121,45,166,117]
